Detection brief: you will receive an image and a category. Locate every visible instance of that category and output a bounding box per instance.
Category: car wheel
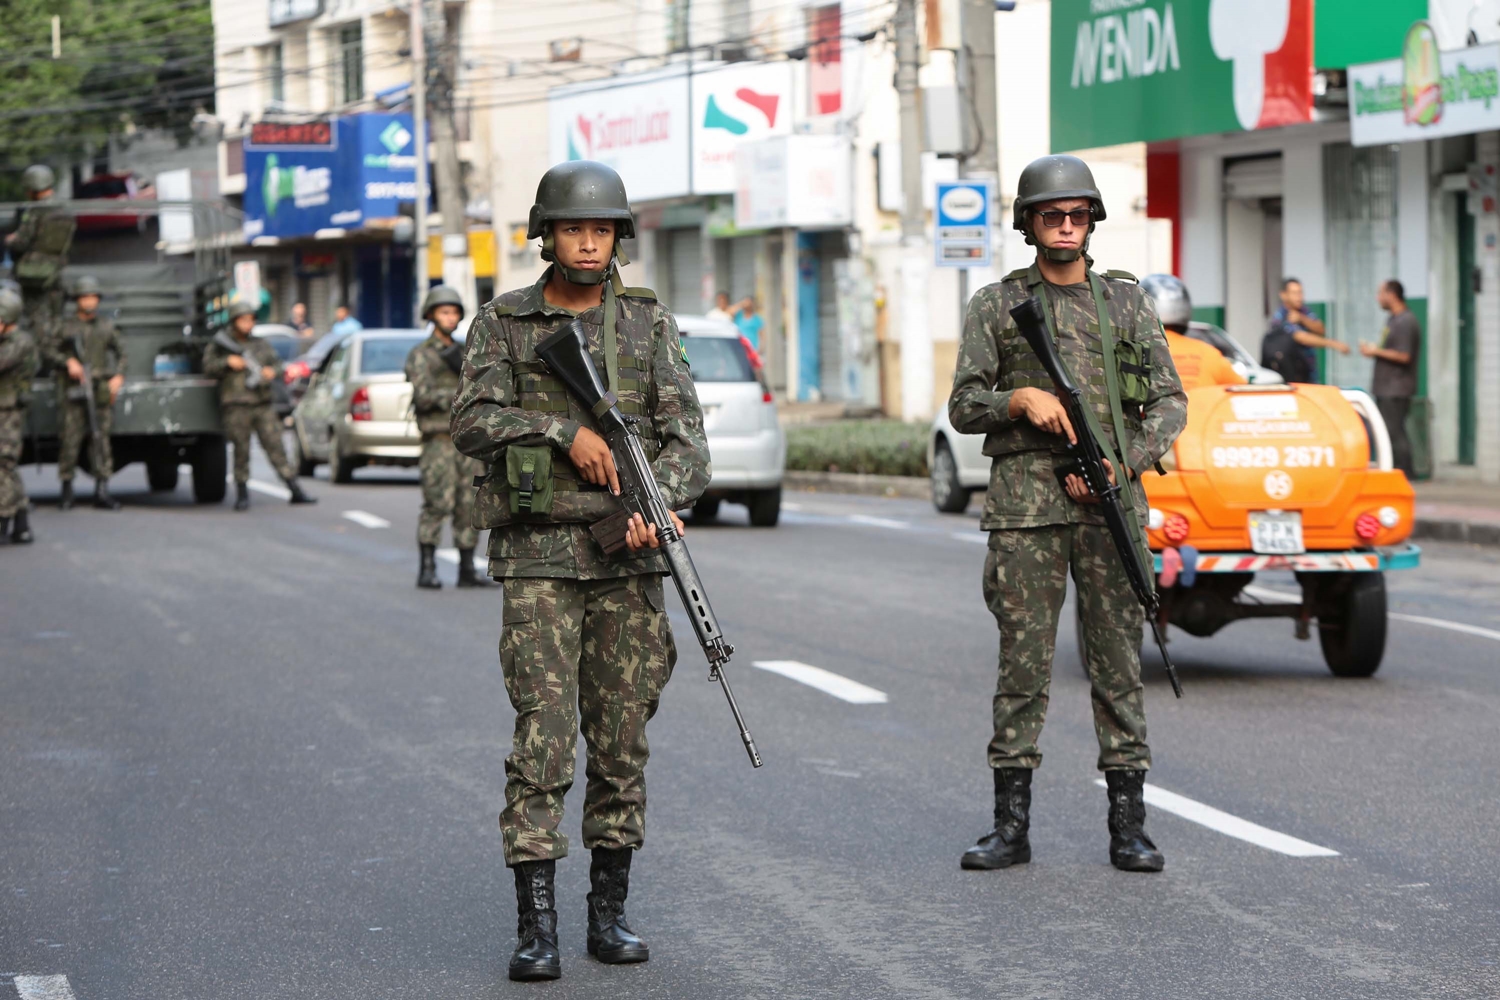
[191,436,227,504]
[146,458,180,493]
[693,497,722,521]
[290,429,317,478]
[931,439,971,514]
[329,443,355,484]
[1318,573,1387,677]
[747,486,781,527]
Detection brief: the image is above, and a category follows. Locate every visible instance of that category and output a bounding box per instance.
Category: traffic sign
[934,179,992,268]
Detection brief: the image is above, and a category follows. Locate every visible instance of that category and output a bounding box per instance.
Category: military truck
[6,199,237,503]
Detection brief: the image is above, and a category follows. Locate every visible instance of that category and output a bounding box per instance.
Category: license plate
[1249,510,1305,554]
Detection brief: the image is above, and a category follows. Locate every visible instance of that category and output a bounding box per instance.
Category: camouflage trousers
[57,383,113,482]
[223,404,294,484]
[984,524,1151,771]
[418,432,481,548]
[21,285,62,351]
[498,573,677,866]
[0,408,26,517]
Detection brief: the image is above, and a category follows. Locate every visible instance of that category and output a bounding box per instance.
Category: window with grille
[267,43,285,104]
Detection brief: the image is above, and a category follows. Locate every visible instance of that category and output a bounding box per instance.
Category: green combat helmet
[72,274,102,298]
[21,164,56,195]
[227,299,257,321]
[0,288,21,325]
[1012,154,1106,264]
[526,160,635,286]
[420,284,465,320]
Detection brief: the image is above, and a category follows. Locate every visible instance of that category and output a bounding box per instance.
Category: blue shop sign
[243,113,428,240]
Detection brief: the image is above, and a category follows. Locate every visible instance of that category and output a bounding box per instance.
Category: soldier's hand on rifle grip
[569,425,620,495]
[225,354,247,372]
[65,357,85,382]
[260,366,276,383]
[108,374,124,403]
[1009,386,1077,445]
[1065,459,1117,504]
[624,510,685,551]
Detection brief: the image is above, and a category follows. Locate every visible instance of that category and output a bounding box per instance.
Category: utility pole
[431,3,474,315]
[410,0,429,324]
[957,0,1000,311]
[895,0,932,420]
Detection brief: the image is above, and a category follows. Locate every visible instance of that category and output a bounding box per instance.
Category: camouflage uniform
[949,263,1186,771]
[452,269,710,865]
[0,326,39,518]
[48,313,124,482]
[406,333,483,548]
[203,334,295,484]
[10,202,74,349]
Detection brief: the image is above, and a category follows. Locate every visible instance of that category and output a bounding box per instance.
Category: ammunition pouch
[507,445,555,515]
[1113,335,1151,407]
[472,446,621,529]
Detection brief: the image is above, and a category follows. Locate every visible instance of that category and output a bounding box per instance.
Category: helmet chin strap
[1025,217,1094,265]
[540,230,626,286]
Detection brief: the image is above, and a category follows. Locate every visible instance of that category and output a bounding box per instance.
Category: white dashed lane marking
[1094,779,1340,858]
[1245,585,1500,643]
[847,514,910,530]
[341,509,391,529]
[751,661,889,704]
[244,478,291,499]
[13,975,78,1000]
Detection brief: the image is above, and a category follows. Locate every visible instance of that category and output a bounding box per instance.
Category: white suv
[677,315,786,527]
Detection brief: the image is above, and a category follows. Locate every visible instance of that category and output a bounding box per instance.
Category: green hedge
[784,420,928,478]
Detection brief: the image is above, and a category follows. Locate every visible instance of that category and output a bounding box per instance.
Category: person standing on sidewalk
[405,285,490,590]
[1266,278,1348,383]
[1362,279,1421,477]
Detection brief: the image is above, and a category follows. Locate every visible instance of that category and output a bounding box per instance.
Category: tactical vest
[983,268,1151,462]
[472,281,662,529]
[212,337,278,407]
[410,337,461,436]
[14,208,76,289]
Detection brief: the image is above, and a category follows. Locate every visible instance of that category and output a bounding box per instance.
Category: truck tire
[931,439,972,513]
[693,497,722,521]
[146,459,180,493]
[748,486,781,527]
[1318,572,1387,677]
[192,437,227,504]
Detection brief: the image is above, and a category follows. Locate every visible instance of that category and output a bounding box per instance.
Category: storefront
[1050,0,1500,482]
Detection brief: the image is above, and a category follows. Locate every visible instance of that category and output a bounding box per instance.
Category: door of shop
[1456,193,1477,465]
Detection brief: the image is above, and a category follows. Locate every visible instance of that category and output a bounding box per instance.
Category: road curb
[784,470,932,500]
[1413,518,1500,548]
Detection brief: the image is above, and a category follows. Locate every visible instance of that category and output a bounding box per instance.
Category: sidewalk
[1413,479,1500,547]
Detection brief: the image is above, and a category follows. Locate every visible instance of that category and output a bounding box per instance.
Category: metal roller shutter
[666,228,702,314]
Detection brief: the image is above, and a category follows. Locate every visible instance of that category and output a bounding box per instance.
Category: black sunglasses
[1035,208,1094,228]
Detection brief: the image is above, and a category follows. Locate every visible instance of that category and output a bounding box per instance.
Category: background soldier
[1139,274,1245,391]
[452,160,710,982]
[949,154,1187,874]
[6,165,75,347]
[405,285,489,589]
[203,300,316,511]
[0,288,39,543]
[48,275,125,510]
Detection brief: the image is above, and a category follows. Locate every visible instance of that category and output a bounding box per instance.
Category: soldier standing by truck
[203,299,317,511]
[405,285,490,590]
[0,288,38,543]
[49,275,125,511]
[5,165,75,348]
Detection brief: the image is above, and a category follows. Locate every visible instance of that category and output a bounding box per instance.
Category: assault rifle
[69,328,101,444]
[1008,297,1183,698]
[212,331,265,390]
[535,319,763,767]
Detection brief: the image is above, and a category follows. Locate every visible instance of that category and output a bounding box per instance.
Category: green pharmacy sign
[1349,24,1500,147]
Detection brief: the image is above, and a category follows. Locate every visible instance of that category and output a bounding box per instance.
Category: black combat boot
[11,507,33,544]
[509,860,562,981]
[93,479,122,511]
[961,767,1033,870]
[58,480,74,511]
[455,548,493,588]
[587,847,649,964]
[285,477,317,505]
[1105,770,1164,873]
[416,544,442,590]
[234,482,250,511]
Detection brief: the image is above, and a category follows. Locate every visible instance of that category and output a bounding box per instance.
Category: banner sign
[1349,25,1500,147]
[933,179,993,269]
[247,120,336,151]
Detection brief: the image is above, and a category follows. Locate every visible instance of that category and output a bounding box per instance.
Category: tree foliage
[0,0,214,194]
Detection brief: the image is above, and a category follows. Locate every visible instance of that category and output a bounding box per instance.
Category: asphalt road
[3,451,1498,999]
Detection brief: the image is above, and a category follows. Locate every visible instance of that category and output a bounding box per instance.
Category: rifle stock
[1009,297,1183,698]
[535,319,764,766]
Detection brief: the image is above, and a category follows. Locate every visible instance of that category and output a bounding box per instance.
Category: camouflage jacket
[203,333,283,407]
[48,314,126,405]
[452,269,711,580]
[10,203,74,289]
[405,332,462,436]
[0,328,39,409]
[949,262,1186,530]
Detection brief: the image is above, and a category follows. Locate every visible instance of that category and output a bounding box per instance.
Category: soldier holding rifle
[49,275,124,511]
[453,161,712,981]
[948,155,1186,874]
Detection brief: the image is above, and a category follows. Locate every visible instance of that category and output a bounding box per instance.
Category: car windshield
[682,336,755,382]
[264,337,301,361]
[359,336,423,374]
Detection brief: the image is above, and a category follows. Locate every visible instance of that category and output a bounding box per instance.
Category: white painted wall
[1179,144,1224,311]
[1475,131,1500,481]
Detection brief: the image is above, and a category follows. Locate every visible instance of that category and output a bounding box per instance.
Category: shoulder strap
[1104,269,1138,283]
[1087,270,1153,568]
[492,305,516,318]
[603,280,619,396]
[622,286,657,301]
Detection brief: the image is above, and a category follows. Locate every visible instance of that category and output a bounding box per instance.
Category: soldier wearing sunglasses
[948,154,1187,874]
